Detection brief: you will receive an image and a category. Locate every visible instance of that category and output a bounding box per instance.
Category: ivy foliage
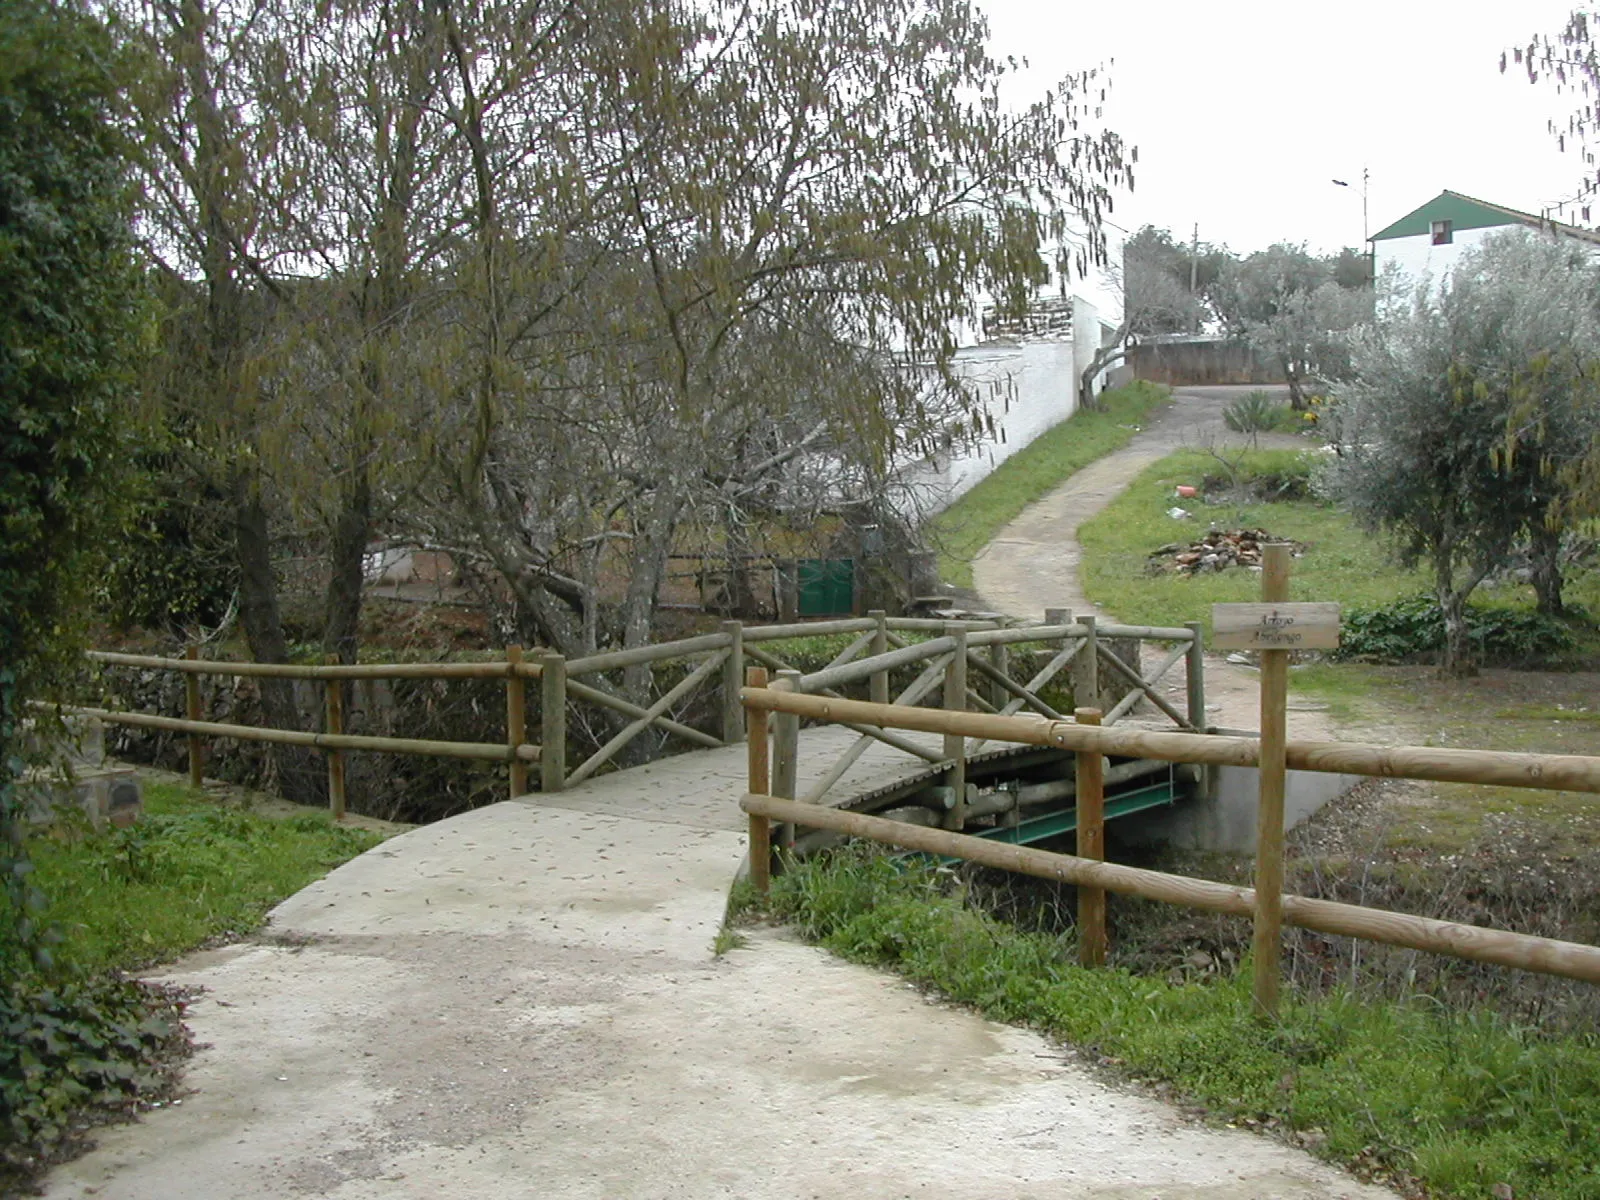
[1,1,156,1185]
[1334,593,1582,666]
[0,0,143,718]
[0,975,185,1186]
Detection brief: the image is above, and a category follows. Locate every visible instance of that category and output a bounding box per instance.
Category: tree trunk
[1530,525,1565,617]
[323,470,372,665]
[1435,572,1478,679]
[233,472,321,805]
[1285,368,1306,411]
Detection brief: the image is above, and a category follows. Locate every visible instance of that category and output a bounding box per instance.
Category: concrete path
[972,386,1333,737]
[48,727,1393,1200]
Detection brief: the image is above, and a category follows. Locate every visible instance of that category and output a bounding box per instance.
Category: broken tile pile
[1148,530,1302,576]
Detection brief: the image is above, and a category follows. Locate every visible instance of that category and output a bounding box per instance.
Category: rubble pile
[1148,530,1302,576]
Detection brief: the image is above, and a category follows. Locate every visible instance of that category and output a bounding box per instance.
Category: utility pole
[1362,166,1372,287]
[1189,223,1200,331]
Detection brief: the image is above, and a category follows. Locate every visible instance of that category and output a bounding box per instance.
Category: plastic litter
[1165,506,1191,519]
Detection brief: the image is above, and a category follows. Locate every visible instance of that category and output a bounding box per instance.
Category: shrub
[0,975,185,1186]
[1335,594,1581,666]
[1222,389,1287,435]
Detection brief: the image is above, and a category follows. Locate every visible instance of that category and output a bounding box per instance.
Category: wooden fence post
[1185,620,1206,733]
[746,665,771,892]
[942,624,968,831]
[1252,543,1292,1018]
[323,655,346,821]
[1044,607,1070,628]
[988,621,1009,711]
[1075,707,1107,967]
[721,621,745,745]
[541,652,566,793]
[1076,614,1099,711]
[868,610,889,705]
[506,646,529,799]
[184,645,204,789]
[772,669,801,850]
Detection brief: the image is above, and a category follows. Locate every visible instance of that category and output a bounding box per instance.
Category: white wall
[1374,223,1511,293]
[897,335,1081,514]
[894,231,1124,517]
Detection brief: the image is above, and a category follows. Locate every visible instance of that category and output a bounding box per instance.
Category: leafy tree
[1,0,143,970]
[1215,243,1368,408]
[1121,225,1222,334]
[1481,233,1600,613]
[1323,231,1600,675]
[1327,246,1371,290]
[405,0,1133,692]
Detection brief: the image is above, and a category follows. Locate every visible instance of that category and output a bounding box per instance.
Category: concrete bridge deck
[45,729,1393,1200]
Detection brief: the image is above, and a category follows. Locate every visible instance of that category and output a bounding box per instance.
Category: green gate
[796,558,855,617]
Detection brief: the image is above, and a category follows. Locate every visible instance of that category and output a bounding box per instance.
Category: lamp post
[1332,167,1371,285]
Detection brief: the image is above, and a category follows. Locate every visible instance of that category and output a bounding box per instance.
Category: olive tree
[1215,244,1369,408]
[1323,231,1600,675]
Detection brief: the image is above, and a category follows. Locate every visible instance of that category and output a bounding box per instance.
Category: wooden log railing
[739,686,1600,989]
[77,612,1207,814]
[79,649,548,814]
[762,613,1205,805]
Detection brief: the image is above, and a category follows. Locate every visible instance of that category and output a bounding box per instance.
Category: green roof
[1371,190,1600,243]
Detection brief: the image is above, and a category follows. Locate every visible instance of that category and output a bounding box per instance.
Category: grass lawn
[1290,662,1600,856]
[29,779,390,973]
[929,380,1170,590]
[1077,448,1425,633]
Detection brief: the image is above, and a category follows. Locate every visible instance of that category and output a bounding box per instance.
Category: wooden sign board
[1212,602,1340,650]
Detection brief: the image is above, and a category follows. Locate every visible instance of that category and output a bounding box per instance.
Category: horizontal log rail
[747,643,949,769]
[740,794,1600,986]
[741,687,1600,794]
[566,632,733,676]
[66,705,540,763]
[88,650,541,681]
[84,612,1208,811]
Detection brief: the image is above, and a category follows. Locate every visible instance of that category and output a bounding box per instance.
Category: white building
[900,250,1125,514]
[1372,189,1600,288]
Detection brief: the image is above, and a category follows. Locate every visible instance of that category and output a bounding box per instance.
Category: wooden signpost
[1213,546,1340,1018]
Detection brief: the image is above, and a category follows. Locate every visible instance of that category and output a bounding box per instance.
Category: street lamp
[1332,168,1371,285]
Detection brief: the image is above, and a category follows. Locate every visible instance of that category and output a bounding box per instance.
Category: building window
[1431,219,1453,246]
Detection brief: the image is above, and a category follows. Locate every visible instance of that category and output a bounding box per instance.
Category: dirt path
[972,385,1335,738]
[47,731,1393,1199]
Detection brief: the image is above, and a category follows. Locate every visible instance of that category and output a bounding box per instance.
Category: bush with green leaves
[2,0,143,965]
[1334,593,1581,666]
[0,975,184,1185]
[1220,388,1277,430]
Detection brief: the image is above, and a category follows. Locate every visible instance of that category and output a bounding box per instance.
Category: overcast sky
[978,0,1592,256]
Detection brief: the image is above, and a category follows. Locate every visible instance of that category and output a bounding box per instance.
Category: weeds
[28,782,386,973]
[1336,594,1584,667]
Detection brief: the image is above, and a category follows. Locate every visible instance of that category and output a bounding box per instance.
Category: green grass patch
[763,851,1600,1198]
[1285,663,1383,723]
[929,381,1171,589]
[29,781,388,974]
[1078,449,1424,634]
[1497,705,1600,725]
